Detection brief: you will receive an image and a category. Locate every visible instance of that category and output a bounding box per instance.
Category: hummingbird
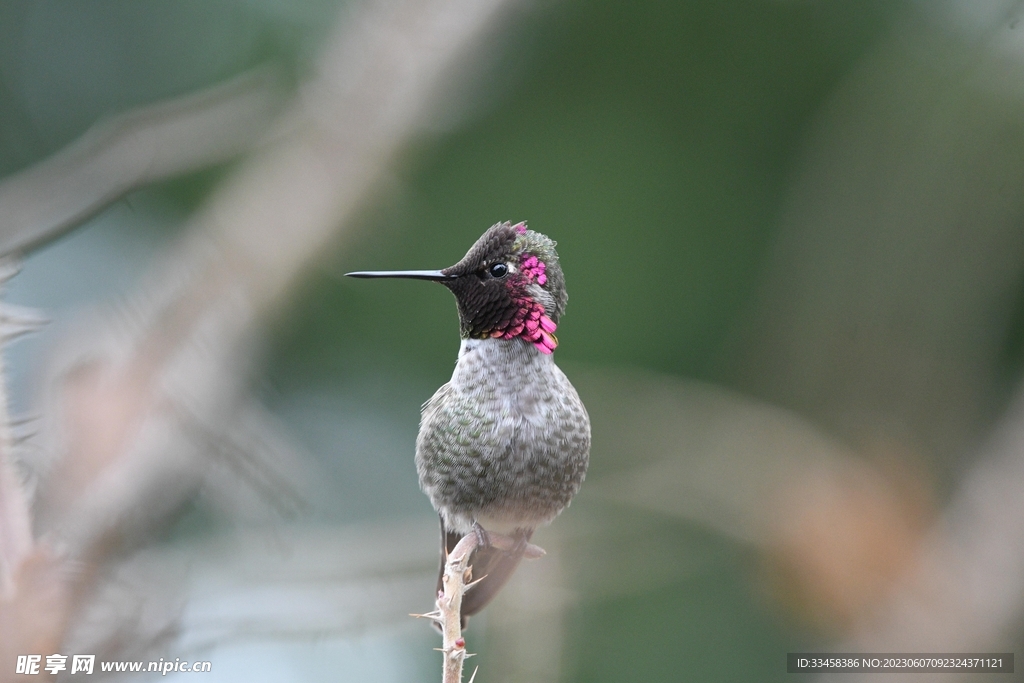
[347,221,590,624]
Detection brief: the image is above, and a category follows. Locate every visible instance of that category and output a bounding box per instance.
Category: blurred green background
[5,0,1024,680]
[285,0,891,382]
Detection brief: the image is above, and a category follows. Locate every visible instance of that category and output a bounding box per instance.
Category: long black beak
[345,269,455,281]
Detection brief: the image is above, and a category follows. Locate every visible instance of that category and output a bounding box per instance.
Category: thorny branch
[418,532,545,683]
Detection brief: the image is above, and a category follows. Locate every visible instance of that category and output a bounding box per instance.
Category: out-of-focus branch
[0,264,34,597]
[0,444,29,595]
[0,0,524,669]
[34,0,519,556]
[575,362,1024,663]
[65,519,440,660]
[577,369,934,632]
[0,413,29,599]
[0,0,528,671]
[816,384,1024,683]
[204,0,519,308]
[706,6,1024,665]
[0,263,61,679]
[0,69,285,257]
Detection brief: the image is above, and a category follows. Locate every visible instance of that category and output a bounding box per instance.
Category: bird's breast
[415,337,591,533]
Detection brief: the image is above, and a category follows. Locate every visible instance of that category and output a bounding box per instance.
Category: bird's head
[347,221,567,354]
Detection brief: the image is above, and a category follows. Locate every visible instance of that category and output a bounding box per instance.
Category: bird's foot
[471,523,533,557]
[470,521,491,549]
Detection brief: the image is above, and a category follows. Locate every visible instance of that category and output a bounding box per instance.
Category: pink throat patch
[489,297,558,354]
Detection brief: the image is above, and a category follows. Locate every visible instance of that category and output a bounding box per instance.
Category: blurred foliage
[269,0,897,389]
[0,0,954,681]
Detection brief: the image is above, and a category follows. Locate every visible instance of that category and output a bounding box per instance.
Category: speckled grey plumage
[417,336,590,536]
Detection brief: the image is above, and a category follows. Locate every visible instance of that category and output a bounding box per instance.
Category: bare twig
[439,535,475,683]
[417,532,544,683]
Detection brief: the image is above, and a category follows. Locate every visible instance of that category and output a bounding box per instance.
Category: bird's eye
[488,263,508,278]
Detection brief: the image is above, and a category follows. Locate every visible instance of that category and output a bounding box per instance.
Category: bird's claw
[471,522,491,549]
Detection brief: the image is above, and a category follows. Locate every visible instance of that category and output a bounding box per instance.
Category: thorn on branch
[425,530,546,683]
